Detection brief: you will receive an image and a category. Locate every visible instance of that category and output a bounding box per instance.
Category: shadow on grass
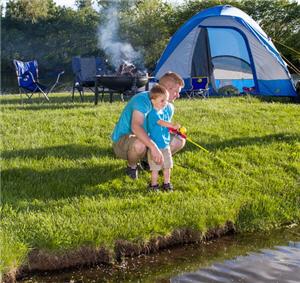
[183,133,300,153]
[253,95,298,104]
[2,104,94,111]
[0,94,75,104]
[2,144,114,160]
[1,165,125,205]
[1,144,137,205]
[0,92,126,110]
[3,133,298,205]
[179,94,299,104]
[0,96,93,111]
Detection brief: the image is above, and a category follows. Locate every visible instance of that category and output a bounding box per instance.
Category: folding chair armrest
[55,71,65,84]
[46,70,65,94]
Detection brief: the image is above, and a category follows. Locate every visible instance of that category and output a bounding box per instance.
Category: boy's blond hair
[159,72,184,87]
[150,84,169,100]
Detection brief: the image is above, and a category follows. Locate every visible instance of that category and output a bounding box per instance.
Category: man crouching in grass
[111,72,185,179]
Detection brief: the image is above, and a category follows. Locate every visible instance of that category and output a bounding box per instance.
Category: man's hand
[150,146,164,165]
[132,110,164,164]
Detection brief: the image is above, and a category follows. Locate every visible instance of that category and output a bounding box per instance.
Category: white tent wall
[155,26,200,81]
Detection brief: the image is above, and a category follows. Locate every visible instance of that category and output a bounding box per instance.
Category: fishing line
[170,127,262,186]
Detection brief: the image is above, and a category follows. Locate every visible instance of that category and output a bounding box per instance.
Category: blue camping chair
[72,56,107,102]
[180,77,209,99]
[13,59,64,102]
[189,77,209,98]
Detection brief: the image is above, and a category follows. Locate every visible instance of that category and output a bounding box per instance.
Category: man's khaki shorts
[113,134,138,160]
[113,134,179,165]
[147,147,173,171]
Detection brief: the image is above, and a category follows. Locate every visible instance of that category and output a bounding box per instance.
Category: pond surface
[20,225,300,282]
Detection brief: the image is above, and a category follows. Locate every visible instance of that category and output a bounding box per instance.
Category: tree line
[1,0,299,88]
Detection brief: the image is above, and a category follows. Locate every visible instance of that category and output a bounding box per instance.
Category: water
[20,225,300,282]
[173,241,300,283]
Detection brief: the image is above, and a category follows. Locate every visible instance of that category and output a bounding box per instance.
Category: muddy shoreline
[3,221,235,282]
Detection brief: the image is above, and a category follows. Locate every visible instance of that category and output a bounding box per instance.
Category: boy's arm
[157,119,180,130]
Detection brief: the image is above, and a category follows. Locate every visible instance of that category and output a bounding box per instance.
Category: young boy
[147,84,180,191]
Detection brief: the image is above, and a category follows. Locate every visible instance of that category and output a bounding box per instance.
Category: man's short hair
[150,84,168,100]
[159,72,184,87]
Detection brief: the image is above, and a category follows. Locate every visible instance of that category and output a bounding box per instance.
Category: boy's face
[151,94,168,110]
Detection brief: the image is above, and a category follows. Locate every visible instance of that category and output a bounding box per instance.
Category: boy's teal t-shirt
[111,91,152,143]
[147,103,174,149]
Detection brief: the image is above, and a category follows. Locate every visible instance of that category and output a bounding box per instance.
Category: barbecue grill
[95,74,148,104]
[97,75,148,91]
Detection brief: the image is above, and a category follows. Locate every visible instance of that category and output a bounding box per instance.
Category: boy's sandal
[148,184,160,192]
[162,183,174,192]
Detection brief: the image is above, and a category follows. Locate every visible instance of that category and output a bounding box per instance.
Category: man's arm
[131,110,163,164]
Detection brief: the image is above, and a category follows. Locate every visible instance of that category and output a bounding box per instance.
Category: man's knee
[132,139,147,156]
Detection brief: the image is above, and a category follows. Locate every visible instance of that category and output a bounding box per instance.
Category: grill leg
[95,79,99,105]
[120,92,124,102]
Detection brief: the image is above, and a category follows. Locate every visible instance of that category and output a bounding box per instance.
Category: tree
[2,1,102,74]
[75,0,93,10]
[242,0,300,69]
[119,0,175,71]
[5,0,57,23]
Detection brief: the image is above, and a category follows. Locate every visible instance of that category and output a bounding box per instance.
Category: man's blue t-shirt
[111,91,152,143]
[147,103,174,149]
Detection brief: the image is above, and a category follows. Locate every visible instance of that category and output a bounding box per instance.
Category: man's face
[165,82,182,102]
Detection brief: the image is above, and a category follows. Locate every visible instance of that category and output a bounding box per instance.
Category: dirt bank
[3,221,235,283]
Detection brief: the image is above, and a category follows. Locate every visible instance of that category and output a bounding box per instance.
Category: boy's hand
[173,123,181,130]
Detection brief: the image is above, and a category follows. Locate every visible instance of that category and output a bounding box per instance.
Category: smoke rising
[97,5,143,71]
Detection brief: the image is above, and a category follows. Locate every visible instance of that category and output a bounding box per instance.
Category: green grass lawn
[1,93,299,276]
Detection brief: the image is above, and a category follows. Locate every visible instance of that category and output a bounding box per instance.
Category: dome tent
[154,5,297,97]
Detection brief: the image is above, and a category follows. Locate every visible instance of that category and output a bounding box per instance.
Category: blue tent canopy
[154,5,296,97]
